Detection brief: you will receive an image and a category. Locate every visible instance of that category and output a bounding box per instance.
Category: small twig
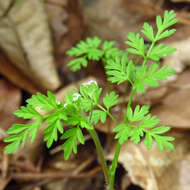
[61,157,94,187]
[11,166,102,180]
[13,160,37,173]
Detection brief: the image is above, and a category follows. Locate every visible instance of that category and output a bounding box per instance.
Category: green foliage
[103,91,119,110]
[114,105,174,150]
[155,10,178,41]
[4,91,66,153]
[26,91,59,111]
[125,10,178,62]
[147,44,176,61]
[4,120,42,154]
[3,12,178,190]
[91,110,106,124]
[105,55,135,84]
[125,33,145,57]
[102,41,125,59]
[66,37,125,71]
[5,10,177,165]
[133,63,175,93]
[61,127,85,160]
[14,105,42,119]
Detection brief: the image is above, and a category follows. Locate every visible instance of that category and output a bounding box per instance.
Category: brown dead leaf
[0,0,61,91]
[0,79,21,138]
[170,0,190,2]
[0,52,44,94]
[0,0,12,13]
[107,131,190,190]
[151,68,190,129]
[54,0,83,55]
[45,2,68,45]
[45,0,68,6]
[82,0,141,43]
[164,37,190,73]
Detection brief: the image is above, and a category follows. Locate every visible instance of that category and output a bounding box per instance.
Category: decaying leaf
[0,79,22,139]
[170,0,190,2]
[0,0,60,91]
[45,1,68,45]
[45,0,68,6]
[107,131,190,190]
[0,0,12,13]
[164,37,190,73]
[151,69,190,129]
[0,53,44,94]
[82,0,141,42]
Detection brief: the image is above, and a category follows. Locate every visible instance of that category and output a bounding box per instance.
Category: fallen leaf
[0,0,61,91]
[0,53,44,94]
[151,68,190,129]
[170,0,190,2]
[82,0,141,43]
[0,79,22,139]
[164,38,190,73]
[45,2,68,45]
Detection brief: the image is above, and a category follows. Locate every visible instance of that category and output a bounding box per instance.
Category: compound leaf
[14,105,42,119]
[91,110,106,124]
[141,22,154,41]
[127,105,150,122]
[105,55,134,84]
[147,43,176,61]
[61,127,84,160]
[4,119,42,154]
[134,63,175,93]
[103,91,119,110]
[125,32,145,57]
[67,57,88,72]
[155,10,178,41]
[44,119,64,148]
[27,91,58,111]
[113,124,131,145]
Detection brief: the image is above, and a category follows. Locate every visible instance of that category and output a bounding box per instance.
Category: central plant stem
[88,129,110,185]
[108,88,136,190]
[89,89,136,190]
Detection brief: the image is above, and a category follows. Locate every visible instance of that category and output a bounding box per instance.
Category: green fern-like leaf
[61,127,85,160]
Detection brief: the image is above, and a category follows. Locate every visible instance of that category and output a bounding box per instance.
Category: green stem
[142,40,155,66]
[124,88,135,123]
[108,88,136,190]
[88,129,110,185]
[108,142,121,190]
[97,104,117,125]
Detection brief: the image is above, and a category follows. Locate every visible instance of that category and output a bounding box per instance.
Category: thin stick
[11,166,101,180]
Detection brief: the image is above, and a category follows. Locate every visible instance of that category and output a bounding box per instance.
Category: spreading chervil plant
[4,11,178,190]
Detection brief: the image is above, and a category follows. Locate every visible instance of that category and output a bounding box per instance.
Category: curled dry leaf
[107,132,190,190]
[0,0,60,91]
